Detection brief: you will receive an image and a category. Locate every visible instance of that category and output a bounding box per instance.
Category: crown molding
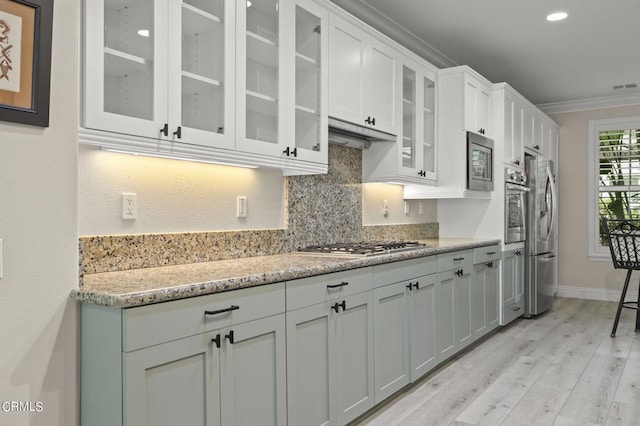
[537,92,640,115]
[328,0,456,69]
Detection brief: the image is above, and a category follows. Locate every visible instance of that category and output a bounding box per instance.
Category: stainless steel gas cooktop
[295,240,426,257]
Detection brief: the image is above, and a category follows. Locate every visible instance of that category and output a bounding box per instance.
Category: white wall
[550,104,640,300]
[78,145,286,235]
[79,147,434,236]
[362,183,437,225]
[0,1,79,425]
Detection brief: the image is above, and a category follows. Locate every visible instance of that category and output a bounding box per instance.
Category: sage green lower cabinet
[436,250,473,362]
[372,257,438,404]
[471,245,501,340]
[286,269,375,426]
[80,283,286,426]
[500,246,525,325]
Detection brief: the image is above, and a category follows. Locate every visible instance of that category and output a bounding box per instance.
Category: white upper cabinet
[404,66,492,199]
[463,73,492,138]
[84,0,235,149]
[83,0,327,174]
[328,14,400,135]
[363,58,437,185]
[494,84,525,168]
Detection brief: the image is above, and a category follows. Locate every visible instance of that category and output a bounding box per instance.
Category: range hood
[328,117,396,149]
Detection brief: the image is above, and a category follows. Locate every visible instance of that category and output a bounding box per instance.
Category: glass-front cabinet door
[421,72,436,180]
[401,65,417,172]
[168,0,235,149]
[291,0,327,164]
[236,0,283,155]
[84,0,167,138]
[398,60,436,182]
[84,0,234,149]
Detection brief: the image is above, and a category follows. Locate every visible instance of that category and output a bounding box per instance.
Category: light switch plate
[237,196,248,218]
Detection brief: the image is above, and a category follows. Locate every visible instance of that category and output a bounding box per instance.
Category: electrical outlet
[122,193,137,220]
[404,201,410,215]
[237,196,248,218]
[382,200,389,216]
[418,202,424,215]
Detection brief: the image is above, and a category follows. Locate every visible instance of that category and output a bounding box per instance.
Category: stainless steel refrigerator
[524,153,557,317]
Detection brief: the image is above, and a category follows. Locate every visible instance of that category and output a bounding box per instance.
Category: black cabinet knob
[160,123,169,137]
[173,126,182,139]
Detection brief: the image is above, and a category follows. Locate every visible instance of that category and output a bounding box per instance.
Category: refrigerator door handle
[546,165,557,241]
[540,254,556,263]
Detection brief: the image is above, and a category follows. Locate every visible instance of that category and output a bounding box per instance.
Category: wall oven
[467,131,494,191]
[505,168,529,243]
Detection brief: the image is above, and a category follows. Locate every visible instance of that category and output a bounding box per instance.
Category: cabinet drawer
[473,245,501,264]
[286,268,372,311]
[372,256,437,287]
[437,250,473,272]
[123,283,285,352]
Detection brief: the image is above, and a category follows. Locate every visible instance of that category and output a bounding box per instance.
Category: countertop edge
[70,239,501,308]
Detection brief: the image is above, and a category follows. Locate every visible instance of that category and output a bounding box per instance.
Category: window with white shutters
[589,117,640,258]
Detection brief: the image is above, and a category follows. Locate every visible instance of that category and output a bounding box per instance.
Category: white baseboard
[557,285,639,302]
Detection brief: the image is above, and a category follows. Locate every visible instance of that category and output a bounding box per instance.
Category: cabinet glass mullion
[181,0,226,134]
[246,0,279,143]
[103,0,154,120]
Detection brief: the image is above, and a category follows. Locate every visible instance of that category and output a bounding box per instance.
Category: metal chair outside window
[603,218,640,337]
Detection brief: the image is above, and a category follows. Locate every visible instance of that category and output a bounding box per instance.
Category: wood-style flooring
[356,297,640,426]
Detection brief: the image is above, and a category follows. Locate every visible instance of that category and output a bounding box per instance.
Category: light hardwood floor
[355,297,640,426]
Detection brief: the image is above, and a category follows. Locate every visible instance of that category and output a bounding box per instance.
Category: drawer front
[286,268,372,311]
[437,250,473,272]
[123,282,285,352]
[473,245,501,264]
[372,256,437,288]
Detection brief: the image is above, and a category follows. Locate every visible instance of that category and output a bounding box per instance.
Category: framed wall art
[0,0,53,127]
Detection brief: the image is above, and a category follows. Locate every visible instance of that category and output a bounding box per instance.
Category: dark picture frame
[0,0,53,127]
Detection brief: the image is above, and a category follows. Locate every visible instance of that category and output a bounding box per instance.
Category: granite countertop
[70,238,501,308]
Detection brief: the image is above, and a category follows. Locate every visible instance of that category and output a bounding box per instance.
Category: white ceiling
[331,0,640,107]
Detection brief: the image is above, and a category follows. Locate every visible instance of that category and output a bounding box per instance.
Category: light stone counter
[70,238,500,308]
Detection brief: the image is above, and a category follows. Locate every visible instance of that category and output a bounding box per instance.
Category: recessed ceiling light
[546,12,568,22]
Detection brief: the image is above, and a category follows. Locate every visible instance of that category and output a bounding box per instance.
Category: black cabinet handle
[211,334,221,348]
[487,252,496,255]
[407,281,419,290]
[225,330,235,344]
[327,281,349,289]
[455,269,464,277]
[371,117,376,126]
[414,281,420,290]
[515,160,520,166]
[487,261,493,268]
[534,145,540,150]
[332,300,346,312]
[365,116,375,126]
[205,305,239,316]
[283,147,298,157]
[453,257,465,261]
[160,123,169,137]
[173,126,182,139]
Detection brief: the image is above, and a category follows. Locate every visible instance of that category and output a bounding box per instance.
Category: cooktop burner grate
[296,240,426,257]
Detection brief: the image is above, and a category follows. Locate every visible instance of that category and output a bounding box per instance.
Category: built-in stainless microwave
[467,131,494,191]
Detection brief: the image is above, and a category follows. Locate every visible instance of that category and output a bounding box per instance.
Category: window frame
[588,116,640,260]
